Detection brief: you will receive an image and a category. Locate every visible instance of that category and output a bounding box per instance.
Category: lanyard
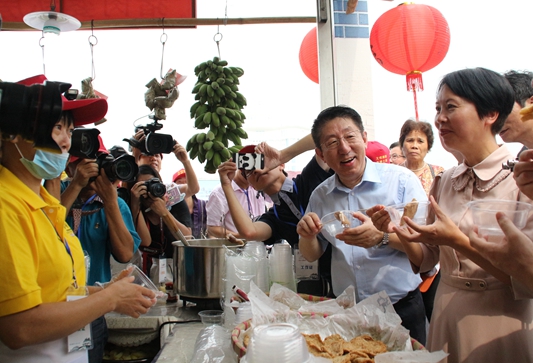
[273,181,304,227]
[76,194,98,239]
[241,188,253,218]
[41,209,79,289]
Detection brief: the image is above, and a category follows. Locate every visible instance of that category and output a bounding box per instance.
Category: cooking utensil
[172,239,241,300]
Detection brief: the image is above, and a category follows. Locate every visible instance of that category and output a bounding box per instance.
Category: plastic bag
[190,325,237,363]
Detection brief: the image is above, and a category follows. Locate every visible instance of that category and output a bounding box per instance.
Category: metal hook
[40,31,46,75]
[88,20,98,80]
[160,18,167,79]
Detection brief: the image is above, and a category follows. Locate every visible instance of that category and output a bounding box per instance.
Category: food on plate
[334,211,351,228]
[520,103,533,122]
[303,333,387,361]
[400,198,419,226]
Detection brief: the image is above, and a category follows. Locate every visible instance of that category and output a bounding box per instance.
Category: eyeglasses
[320,131,361,150]
[391,154,405,160]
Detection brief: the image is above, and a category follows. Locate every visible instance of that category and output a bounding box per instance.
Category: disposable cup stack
[268,242,297,292]
[243,241,270,292]
[224,253,256,304]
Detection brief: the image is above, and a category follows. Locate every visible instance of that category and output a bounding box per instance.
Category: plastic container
[321,210,361,236]
[467,199,533,237]
[127,265,167,300]
[245,323,309,363]
[198,310,225,325]
[385,200,431,228]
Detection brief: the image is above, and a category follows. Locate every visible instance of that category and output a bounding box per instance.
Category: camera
[96,153,138,183]
[124,120,175,155]
[144,178,166,198]
[233,152,265,171]
[70,128,139,182]
[0,80,70,151]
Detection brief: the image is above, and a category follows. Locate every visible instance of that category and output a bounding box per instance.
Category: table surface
[105,300,230,363]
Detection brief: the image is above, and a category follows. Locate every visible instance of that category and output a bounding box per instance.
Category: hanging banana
[186,56,249,173]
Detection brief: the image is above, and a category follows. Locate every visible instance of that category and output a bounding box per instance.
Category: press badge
[66,294,93,352]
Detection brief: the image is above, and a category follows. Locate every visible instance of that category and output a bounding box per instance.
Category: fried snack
[520,104,533,122]
[400,198,419,226]
[324,334,345,357]
[347,335,388,357]
[303,333,387,362]
[335,211,351,228]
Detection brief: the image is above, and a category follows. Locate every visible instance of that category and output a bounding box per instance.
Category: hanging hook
[213,22,223,59]
[88,20,98,80]
[39,31,46,75]
[160,17,168,79]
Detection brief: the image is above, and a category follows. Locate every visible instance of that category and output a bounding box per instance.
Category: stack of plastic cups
[224,252,256,328]
[243,241,270,293]
[246,323,310,363]
[269,242,297,291]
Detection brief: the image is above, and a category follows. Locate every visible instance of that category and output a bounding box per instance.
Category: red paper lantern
[370,3,450,120]
[299,27,319,84]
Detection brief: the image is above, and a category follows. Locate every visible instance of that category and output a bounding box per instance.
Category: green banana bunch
[186,56,249,173]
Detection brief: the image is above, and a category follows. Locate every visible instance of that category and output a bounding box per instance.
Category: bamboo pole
[1,16,317,31]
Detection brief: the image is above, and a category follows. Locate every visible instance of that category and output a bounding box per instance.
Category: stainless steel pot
[172,239,241,299]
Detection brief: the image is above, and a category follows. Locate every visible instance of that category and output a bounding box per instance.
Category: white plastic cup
[246,323,310,363]
[198,310,224,326]
[235,301,253,324]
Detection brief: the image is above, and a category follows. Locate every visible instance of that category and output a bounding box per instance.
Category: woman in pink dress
[369,67,533,363]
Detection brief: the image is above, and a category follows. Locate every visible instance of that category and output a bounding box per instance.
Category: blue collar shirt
[306,158,427,303]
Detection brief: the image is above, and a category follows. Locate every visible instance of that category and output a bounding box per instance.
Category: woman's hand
[106,276,157,318]
[130,181,147,203]
[393,195,465,249]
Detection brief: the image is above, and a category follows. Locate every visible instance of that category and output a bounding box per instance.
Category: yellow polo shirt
[0,166,86,317]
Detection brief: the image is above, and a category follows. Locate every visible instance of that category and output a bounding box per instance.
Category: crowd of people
[1,67,533,363]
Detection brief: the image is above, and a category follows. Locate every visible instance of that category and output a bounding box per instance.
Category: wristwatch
[375,232,389,248]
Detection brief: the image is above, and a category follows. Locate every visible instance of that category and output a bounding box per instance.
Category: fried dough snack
[520,104,533,122]
[335,211,351,228]
[400,198,419,226]
[303,333,387,362]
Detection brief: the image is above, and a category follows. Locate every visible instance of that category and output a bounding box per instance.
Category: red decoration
[299,27,319,84]
[370,3,450,120]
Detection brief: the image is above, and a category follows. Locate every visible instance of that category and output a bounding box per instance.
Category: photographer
[0,75,156,363]
[131,165,192,277]
[61,136,141,363]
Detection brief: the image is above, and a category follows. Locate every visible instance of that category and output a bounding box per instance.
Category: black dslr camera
[0,79,70,151]
[144,178,166,198]
[70,128,139,182]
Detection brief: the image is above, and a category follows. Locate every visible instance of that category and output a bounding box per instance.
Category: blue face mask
[15,144,69,180]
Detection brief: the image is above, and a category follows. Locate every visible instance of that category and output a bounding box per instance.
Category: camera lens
[145,133,174,154]
[113,155,138,182]
[145,178,166,198]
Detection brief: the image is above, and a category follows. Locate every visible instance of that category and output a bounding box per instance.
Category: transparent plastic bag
[190,325,237,363]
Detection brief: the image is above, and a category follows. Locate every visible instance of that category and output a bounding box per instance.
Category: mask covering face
[15,143,69,180]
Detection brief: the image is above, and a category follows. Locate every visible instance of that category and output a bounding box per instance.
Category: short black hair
[389,141,400,149]
[504,70,533,107]
[438,67,514,135]
[137,164,162,181]
[311,106,364,149]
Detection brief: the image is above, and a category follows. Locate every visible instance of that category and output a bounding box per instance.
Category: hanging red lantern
[299,27,319,84]
[370,3,450,120]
